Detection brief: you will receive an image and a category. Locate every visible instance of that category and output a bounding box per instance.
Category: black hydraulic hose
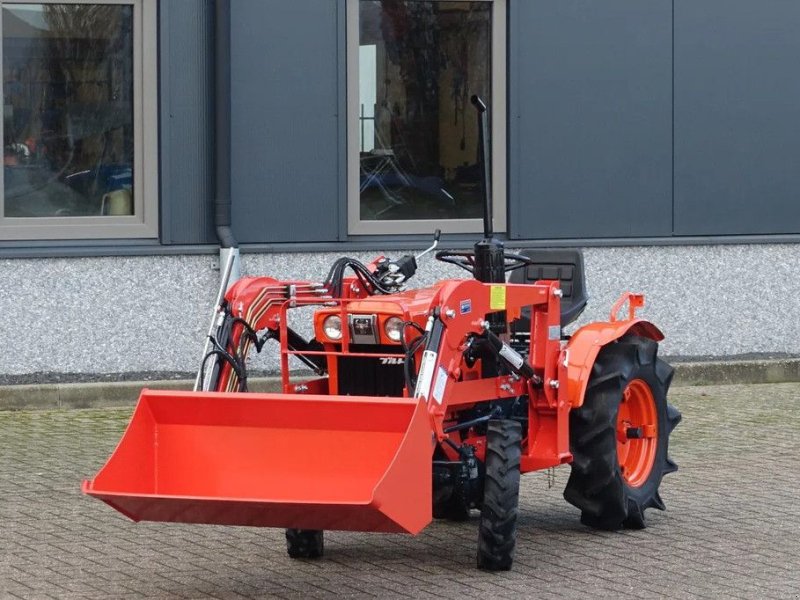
[403,334,428,392]
[214,0,237,248]
[324,257,394,297]
[200,346,247,391]
[401,321,427,392]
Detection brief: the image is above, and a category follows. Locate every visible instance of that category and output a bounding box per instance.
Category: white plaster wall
[1,243,797,375]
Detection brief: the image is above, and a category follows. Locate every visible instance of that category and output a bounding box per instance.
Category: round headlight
[323,315,343,340]
[384,316,404,343]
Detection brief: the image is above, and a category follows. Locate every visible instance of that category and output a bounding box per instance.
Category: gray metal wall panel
[230,0,342,243]
[159,0,215,245]
[509,1,673,240]
[674,1,800,235]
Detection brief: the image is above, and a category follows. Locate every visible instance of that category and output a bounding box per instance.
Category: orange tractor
[84,98,680,570]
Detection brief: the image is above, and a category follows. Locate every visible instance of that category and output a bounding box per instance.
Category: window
[348,0,506,235]
[0,0,157,240]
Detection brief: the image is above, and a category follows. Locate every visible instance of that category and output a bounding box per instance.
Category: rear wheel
[564,335,681,530]
[285,529,324,559]
[477,420,521,571]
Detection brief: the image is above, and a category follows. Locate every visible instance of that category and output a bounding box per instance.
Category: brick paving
[1,383,799,599]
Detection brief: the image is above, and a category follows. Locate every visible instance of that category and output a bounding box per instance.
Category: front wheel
[285,529,324,559]
[477,420,521,571]
[564,336,681,530]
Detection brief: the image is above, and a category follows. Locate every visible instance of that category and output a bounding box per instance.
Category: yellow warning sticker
[490,285,506,310]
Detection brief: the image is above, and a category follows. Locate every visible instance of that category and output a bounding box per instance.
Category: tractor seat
[509,249,588,330]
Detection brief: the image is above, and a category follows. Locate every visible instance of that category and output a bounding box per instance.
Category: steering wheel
[435,250,533,274]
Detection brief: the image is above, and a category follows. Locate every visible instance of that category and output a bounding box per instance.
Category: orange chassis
[215,269,663,477]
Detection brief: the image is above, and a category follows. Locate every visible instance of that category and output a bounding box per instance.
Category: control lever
[416,229,442,261]
[377,230,441,290]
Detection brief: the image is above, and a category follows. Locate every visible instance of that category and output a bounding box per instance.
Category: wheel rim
[616,379,658,487]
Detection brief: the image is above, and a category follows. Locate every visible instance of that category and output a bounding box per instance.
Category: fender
[564,293,664,408]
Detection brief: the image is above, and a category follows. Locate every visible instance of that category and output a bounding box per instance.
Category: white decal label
[380,357,404,365]
[432,366,448,404]
[414,350,437,400]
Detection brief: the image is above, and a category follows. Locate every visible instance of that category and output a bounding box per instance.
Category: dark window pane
[3,4,134,218]
[359,0,491,221]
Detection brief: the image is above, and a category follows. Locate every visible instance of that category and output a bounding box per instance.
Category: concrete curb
[1,359,798,411]
[0,378,284,411]
[669,358,800,387]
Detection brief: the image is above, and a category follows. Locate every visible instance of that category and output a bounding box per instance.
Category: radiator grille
[336,345,406,397]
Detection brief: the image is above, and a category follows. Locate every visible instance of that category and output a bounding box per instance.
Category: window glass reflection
[359,0,491,221]
[3,4,134,218]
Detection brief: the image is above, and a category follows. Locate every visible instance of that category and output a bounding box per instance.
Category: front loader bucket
[83,390,432,534]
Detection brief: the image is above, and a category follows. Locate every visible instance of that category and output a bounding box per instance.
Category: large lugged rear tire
[477,420,521,571]
[564,335,681,530]
[285,529,324,559]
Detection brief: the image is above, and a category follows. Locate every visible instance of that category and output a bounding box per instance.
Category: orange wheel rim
[616,379,658,488]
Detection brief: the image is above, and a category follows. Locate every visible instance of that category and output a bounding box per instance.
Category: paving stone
[1,383,799,599]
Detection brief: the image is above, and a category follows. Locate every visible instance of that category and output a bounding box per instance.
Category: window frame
[346,0,507,235]
[0,0,158,240]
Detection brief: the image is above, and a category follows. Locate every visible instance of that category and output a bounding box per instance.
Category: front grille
[336,345,405,397]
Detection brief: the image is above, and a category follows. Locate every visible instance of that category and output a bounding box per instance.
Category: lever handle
[416,228,442,261]
[471,95,487,113]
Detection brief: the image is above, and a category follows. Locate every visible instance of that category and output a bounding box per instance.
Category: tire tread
[564,336,681,530]
[477,420,521,571]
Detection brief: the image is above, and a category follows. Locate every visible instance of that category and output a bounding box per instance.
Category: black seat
[508,249,589,329]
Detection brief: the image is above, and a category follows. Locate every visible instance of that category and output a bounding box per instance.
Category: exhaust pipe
[470,96,506,338]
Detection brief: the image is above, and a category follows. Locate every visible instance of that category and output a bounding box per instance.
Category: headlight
[323,315,342,340]
[384,316,404,342]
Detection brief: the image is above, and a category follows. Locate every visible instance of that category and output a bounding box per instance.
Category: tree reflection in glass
[2,3,134,218]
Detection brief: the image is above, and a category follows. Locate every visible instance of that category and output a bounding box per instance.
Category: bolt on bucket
[83,390,433,534]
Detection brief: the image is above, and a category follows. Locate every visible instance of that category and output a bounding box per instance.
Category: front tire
[477,420,521,571]
[564,335,681,530]
[285,529,324,559]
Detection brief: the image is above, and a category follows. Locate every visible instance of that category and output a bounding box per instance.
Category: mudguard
[564,293,664,408]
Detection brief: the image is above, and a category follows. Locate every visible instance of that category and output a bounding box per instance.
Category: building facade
[2,0,799,379]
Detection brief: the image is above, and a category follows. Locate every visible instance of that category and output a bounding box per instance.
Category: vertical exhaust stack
[470,96,507,336]
[472,95,493,242]
[470,95,505,287]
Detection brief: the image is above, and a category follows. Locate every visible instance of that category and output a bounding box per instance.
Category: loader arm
[419,279,571,472]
